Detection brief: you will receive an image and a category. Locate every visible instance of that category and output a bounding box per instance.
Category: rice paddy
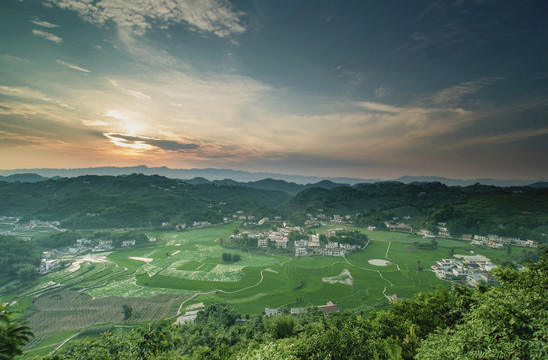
[19,222,517,354]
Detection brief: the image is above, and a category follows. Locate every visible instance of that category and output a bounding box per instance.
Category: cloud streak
[0,85,73,109]
[30,19,59,28]
[32,29,63,44]
[104,133,200,152]
[56,59,91,73]
[431,77,505,106]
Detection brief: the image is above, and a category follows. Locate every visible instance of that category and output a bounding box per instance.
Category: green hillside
[0,174,291,229]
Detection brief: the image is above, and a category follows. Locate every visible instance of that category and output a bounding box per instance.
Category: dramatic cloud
[56,59,91,73]
[46,0,246,37]
[1,1,546,179]
[104,133,200,152]
[32,29,63,43]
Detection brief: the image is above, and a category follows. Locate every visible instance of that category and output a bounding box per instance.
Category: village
[231,224,364,258]
[176,301,340,325]
[1,211,538,278]
[383,219,538,249]
[432,255,498,287]
[38,235,156,274]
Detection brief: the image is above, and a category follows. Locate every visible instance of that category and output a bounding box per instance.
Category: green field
[17,223,527,355]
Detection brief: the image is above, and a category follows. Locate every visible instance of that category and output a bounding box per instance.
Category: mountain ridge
[0,166,540,187]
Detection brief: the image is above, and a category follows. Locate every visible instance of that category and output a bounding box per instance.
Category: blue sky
[0,0,547,179]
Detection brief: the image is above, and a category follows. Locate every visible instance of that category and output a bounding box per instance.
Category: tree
[319,234,328,244]
[122,304,133,321]
[265,315,295,339]
[0,304,33,359]
[14,264,38,284]
[195,302,239,328]
[416,248,548,359]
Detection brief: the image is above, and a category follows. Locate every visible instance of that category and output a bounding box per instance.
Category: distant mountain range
[0,165,542,189]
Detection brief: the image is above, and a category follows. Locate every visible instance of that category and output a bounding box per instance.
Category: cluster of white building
[468,234,537,249]
[432,258,497,286]
[265,302,339,316]
[232,227,359,257]
[233,225,302,249]
[385,221,413,233]
[303,212,352,227]
[13,219,62,232]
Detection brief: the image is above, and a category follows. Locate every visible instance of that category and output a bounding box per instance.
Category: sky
[0,0,547,180]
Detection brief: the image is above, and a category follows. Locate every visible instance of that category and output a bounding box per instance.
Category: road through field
[176,267,273,315]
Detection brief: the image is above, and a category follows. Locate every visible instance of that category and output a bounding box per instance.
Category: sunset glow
[0,1,546,179]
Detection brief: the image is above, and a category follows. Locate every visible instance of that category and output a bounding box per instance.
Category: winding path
[383,241,401,271]
[52,333,79,353]
[176,267,272,315]
[343,240,399,301]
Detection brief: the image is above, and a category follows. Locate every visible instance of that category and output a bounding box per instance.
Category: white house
[39,259,60,274]
[265,308,280,316]
[275,239,289,249]
[295,240,308,248]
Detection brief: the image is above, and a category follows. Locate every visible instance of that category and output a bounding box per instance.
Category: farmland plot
[21,223,515,354]
[25,290,189,346]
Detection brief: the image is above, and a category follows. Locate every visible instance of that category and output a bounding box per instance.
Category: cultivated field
[18,223,524,355]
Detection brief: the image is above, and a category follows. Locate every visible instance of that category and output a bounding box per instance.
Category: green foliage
[284,182,548,242]
[330,230,369,247]
[416,248,548,359]
[48,320,181,360]
[264,315,295,339]
[0,174,291,229]
[122,305,133,321]
[413,238,437,250]
[0,235,40,284]
[221,253,241,262]
[34,230,83,248]
[40,249,548,360]
[288,231,306,241]
[14,263,38,284]
[0,303,33,359]
[194,302,240,328]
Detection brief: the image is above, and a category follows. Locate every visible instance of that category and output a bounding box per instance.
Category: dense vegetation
[284,182,548,241]
[330,230,369,247]
[0,174,290,229]
[36,248,548,359]
[1,175,547,241]
[34,231,83,249]
[0,236,41,286]
[0,303,34,359]
[221,253,242,262]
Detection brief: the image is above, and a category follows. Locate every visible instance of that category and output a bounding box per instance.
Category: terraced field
[19,223,526,355]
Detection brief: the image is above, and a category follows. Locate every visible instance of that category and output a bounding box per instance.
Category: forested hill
[0,174,291,229]
[0,175,547,240]
[282,182,548,241]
